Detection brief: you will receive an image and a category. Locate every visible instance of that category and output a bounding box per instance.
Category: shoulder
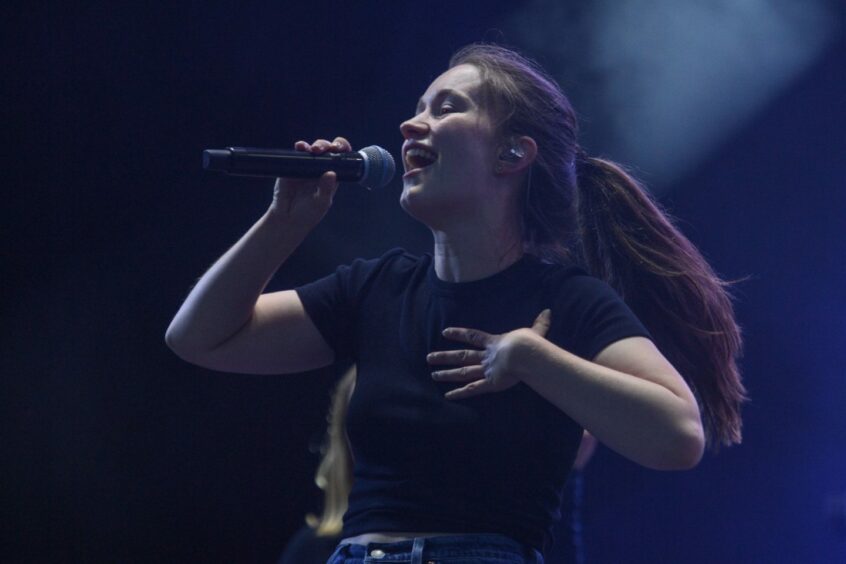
[535,259,614,300]
[346,247,419,267]
[332,247,425,296]
[548,268,635,318]
[378,247,425,270]
[345,247,423,278]
[535,259,651,348]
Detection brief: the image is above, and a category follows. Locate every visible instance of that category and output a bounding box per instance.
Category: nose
[399,115,429,140]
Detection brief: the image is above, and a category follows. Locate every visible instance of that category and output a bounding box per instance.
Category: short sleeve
[294,248,406,362]
[558,274,653,361]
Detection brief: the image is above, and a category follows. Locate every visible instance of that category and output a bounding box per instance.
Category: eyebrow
[415,88,468,113]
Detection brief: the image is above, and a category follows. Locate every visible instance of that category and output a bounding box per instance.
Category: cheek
[438,119,496,159]
[442,139,494,176]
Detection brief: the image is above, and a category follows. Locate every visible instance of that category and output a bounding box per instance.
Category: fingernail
[431,371,441,379]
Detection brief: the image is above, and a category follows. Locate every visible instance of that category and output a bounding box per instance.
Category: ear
[495,136,538,175]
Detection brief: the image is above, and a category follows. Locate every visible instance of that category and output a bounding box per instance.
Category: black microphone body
[203,145,395,189]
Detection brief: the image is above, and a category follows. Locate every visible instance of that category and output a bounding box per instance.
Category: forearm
[519,339,703,470]
[165,210,309,354]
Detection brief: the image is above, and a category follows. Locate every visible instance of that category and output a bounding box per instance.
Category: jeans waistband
[327,532,544,563]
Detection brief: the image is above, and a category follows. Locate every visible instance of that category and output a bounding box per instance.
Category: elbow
[654,394,706,471]
[655,419,705,471]
[164,321,198,362]
[164,325,187,360]
[164,324,176,351]
[675,424,705,470]
[164,320,183,353]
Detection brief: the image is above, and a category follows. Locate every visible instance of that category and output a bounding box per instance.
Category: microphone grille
[358,145,396,190]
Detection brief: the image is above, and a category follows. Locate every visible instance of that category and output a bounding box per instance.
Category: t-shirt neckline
[425,253,540,296]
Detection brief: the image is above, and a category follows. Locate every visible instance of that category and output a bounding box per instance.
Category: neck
[431,219,524,283]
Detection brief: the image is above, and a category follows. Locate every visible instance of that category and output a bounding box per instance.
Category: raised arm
[165,137,350,374]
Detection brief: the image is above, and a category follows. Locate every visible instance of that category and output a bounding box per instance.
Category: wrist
[509,329,548,381]
[262,207,314,238]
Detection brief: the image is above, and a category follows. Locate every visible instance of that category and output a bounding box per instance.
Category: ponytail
[448,42,746,450]
[575,155,748,449]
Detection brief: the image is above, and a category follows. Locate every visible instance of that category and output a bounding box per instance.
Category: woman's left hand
[427,309,552,400]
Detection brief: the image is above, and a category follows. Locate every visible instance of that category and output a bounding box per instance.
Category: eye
[438,103,456,116]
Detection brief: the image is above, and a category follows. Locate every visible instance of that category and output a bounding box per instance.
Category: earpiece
[499,144,525,163]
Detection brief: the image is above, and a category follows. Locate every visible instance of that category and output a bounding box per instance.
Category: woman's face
[399,64,501,226]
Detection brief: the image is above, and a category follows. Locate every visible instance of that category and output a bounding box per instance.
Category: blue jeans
[326,533,544,563]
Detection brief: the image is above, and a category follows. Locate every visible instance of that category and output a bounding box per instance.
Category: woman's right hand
[268,136,352,228]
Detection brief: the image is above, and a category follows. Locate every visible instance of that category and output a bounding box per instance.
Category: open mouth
[404,147,439,172]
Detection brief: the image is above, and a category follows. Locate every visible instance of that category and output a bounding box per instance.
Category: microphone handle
[203,147,365,180]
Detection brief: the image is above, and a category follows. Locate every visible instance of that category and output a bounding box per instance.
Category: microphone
[202,145,396,190]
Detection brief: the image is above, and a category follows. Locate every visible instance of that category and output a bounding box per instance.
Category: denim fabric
[326,533,544,563]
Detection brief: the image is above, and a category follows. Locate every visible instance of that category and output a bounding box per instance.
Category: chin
[399,184,428,222]
[400,183,465,230]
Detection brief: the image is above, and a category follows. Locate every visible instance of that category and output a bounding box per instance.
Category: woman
[166,44,746,563]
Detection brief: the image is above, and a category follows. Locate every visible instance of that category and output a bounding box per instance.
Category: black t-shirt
[295,248,652,553]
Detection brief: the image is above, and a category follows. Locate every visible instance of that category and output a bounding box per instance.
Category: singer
[166,44,746,563]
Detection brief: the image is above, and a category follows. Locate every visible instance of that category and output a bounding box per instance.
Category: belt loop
[328,542,350,563]
[411,537,425,564]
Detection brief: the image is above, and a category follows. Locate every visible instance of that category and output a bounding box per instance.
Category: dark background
[3,2,845,562]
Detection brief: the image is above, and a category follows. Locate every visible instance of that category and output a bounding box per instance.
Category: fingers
[427,349,484,366]
[442,327,492,347]
[444,380,489,400]
[315,171,338,202]
[333,136,352,152]
[311,139,334,153]
[294,137,352,154]
[431,365,484,383]
[531,309,552,337]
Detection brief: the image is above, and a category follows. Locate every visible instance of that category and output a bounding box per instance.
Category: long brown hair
[450,44,747,449]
